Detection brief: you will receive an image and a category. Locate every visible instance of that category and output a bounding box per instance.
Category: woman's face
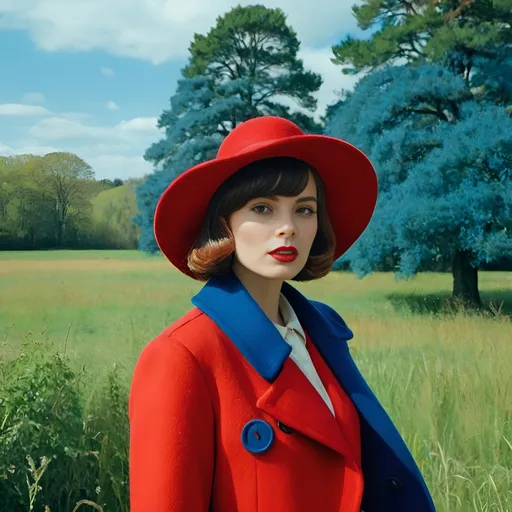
[227,171,318,281]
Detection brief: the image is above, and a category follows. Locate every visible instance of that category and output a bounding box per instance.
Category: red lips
[269,246,298,255]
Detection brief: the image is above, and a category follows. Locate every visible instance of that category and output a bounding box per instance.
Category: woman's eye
[251,205,316,215]
[252,205,270,214]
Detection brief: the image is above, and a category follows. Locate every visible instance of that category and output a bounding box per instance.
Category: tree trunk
[452,248,481,307]
[56,219,64,247]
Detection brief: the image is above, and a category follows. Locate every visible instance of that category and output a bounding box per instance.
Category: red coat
[129,271,436,512]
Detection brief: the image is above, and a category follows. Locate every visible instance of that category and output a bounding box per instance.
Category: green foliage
[332,0,512,105]
[0,335,129,511]
[182,4,323,131]
[333,5,440,72]
[99,179,124,190]
[38,153,96,247]
[40,153,94,181]
[91,184,140,249]
[0,157,56,248]
[425,20,502,60]
[0,336,89,510]
[0,152,139,250]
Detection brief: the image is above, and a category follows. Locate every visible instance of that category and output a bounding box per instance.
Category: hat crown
[217,116,304,159]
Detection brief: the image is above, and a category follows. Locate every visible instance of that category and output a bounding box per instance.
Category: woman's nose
[276,219,296,237]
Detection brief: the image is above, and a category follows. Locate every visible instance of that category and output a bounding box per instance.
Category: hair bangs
[215,157,311,217]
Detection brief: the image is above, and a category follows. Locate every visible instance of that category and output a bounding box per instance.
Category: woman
[128,116,436,511]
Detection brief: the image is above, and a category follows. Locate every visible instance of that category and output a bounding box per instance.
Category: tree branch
[407,34,424,57]
[209,60,238,80]
[405,106,452,122]
[445,0,476,23]
[253,90,276,106]
[383,11,409,23]
[400,0,419,16]
[217,123,230,136]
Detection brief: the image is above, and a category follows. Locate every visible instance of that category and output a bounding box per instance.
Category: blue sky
[0,0,365,180]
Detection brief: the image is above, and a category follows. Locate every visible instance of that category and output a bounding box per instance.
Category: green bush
[0,335,129,511]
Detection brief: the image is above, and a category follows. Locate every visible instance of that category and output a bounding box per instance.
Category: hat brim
[154,134,378,279]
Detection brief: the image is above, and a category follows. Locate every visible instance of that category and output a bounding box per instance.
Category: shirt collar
[273,293,306,344]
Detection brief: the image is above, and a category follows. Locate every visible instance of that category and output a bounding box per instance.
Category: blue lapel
[191,269,423,483]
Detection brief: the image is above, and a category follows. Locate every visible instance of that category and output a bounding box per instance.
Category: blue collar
[191,269,353,382]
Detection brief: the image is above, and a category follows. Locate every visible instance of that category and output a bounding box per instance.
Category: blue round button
[241,419,274,454]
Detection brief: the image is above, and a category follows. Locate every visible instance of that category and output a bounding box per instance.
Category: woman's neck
[232,262,284,326]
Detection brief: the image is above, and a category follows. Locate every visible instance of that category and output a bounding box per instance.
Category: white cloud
[20,92,46,104]
[0,0,361,64]
[106,100,120,110]
[0,143,61,156]
[0,103,51,116]
[268,47,364,122]
[1,113,163,178]
[116,117,159,135]
[28,117,107,141]
[57,111,94,122]
[27,115,161,142]
[27,115,161,144]
[100,67,114,76]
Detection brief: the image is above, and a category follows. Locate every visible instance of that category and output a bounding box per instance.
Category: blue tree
[326,63,512,306]
[134,76,244,252]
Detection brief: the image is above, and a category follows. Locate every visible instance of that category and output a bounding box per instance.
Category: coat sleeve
[128,335,214,511]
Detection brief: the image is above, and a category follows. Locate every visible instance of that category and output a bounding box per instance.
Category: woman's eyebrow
[266,195,318,203]
[296,196,318,204]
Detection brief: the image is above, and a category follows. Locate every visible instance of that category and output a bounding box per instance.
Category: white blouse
[272,293,335,416]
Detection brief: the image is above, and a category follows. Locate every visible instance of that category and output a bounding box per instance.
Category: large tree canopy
[326,63,512,305]
[332,0,512,105]
[326,0,512,306]
[183,4,323,131]
[38,152,95,247]
[0,153,130,250]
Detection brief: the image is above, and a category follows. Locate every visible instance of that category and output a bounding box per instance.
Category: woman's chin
[234,258,304,281]
[262,262,302,280]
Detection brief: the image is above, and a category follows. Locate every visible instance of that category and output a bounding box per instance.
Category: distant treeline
[1,152,511,271]
[0,153,143,250]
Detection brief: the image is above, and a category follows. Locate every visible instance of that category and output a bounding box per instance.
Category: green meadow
[0,250,511,511]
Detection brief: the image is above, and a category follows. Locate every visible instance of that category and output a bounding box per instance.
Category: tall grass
[0,250,511,510]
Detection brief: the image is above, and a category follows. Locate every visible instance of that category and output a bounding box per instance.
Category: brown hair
[187,157,336,281]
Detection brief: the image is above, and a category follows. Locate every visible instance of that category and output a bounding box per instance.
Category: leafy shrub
[0,335,129,511]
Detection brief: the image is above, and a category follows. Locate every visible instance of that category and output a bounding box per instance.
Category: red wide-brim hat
[154,116,378,279]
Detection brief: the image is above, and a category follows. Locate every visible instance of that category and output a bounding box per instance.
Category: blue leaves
[326,63,512,276]
[471,50,512,104]
[135,75,254,252]
[326,64,469,148]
